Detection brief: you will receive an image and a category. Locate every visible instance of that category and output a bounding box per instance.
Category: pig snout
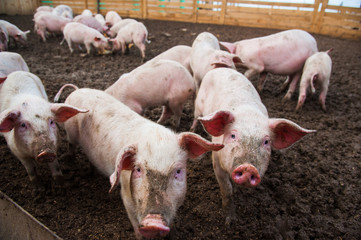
[139,214,170,239]
[36,149,56,163]
[232,163,261,187]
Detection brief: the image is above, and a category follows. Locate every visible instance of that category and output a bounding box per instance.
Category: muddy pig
[0,52,29,84]
[220,29,318,93]
[190,32,241,90]
[62,22,111,55]
[293,49,333,111]
[0,71,87,186]
[0,20,30,47]
[105,59,195,129]
[191,68,315,224]
[55,85,223,239]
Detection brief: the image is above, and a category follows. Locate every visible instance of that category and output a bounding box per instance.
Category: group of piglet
[32,5,149,60]
[0,8,333,239]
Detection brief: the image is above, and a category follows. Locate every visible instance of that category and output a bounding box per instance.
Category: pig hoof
[225,214,236,227]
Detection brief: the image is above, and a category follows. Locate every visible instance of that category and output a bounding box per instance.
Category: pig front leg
[212,152,236,225]
[282,71,302,102]
[319,82,329,112]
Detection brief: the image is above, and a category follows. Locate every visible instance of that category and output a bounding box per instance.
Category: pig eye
[49,119,55,126]
[231,134,236,139]
[20,122,27,129]
[136,167,141,173]
[263,136,271,149]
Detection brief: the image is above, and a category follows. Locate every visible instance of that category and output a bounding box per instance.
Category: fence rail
[1,0,360,40]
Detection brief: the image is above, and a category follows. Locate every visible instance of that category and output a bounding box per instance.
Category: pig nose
[36,149,56,163]
[139,214,170,239]
[232,164,261,187]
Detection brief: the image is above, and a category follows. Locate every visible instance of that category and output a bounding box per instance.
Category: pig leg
[280,76,291,92]
[282,71,302,102]
[157,106,172,125]
[244,68,259,79]
[213,153,235,225]
[319,83,328,112]
[84,42,92,55]
[65,38,74,53]
[135,41,146,61]
[257,71,268,92]
[296,77,310,111]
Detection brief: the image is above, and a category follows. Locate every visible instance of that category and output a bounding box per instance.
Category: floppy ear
[198,110,235,137]
[178,132,224,159]
[219,41,237,54]
[109,145,137,193]
[50,103,88,123]
[0,109,21,132]
[94,36,101,42]
[269,118,316,149]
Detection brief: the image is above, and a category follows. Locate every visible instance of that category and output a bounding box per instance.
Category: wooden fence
[1,0,360,40]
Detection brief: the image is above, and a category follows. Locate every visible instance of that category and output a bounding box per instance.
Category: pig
[35,6,54,13]
[54,85,223,239]
[94,14,106,27]
[81,9,93,17]
[191,68,315,224]
[0,20,30,47]
[34,12,71,42]
[105,10,122,27]
[112,21,150,61]
[0,71,87,186]
[0,24,8,51]
[294,49,333,111]
[0,52,29,84]
[52,4,73,19]
[107,18,138,38]
[190,32,241,90]
[105,59,196,128]
[220,29,318,93]
[151,45,192,75]
[62,22,112,55]
[73,15,104,33]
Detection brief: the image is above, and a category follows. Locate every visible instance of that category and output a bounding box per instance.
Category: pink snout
[232,164,261,187]
[36,150,56,163]
[139,214,170,239]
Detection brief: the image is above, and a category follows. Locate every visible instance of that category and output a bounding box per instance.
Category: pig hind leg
[282,71,302,102]
[257,71,268,92]
[157,106,173,125]
[319,81,329,112]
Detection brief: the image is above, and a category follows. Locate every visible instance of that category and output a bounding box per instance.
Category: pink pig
[54,85,223,239]
[0,52,29,84]
[151,45,193,75]
[0,71,87,186]
[105,59,195,128]
[0,24,8,51]
[190,32,241,90]
[107,18,138,38]
[73,15,104,33]
[294,49,333,111]
[191,68,315,224]
[34,12,71,42]
[105,10,122,27]
[52,4,73,19]
[0,20,30,46]
[62,22,111,55]
[220,29,318,93]
[112,21,150,61]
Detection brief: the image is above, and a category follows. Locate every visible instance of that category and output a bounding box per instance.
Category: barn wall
[1,0,360,40]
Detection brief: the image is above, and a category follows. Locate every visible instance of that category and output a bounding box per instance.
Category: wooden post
[310,0,321,33]
[192,0,198,23]
[220,0,227,25]
[314,0,328,34]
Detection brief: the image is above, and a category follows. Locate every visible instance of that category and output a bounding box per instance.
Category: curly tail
[54,83,79,103]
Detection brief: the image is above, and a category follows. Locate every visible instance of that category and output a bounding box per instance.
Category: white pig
[220,29,318,93]
[112,21,150,61]
[295,49,333,111]
[190,32,241,90]
[34,12,71,42]
[151,45,192,75]
[81,9,93,17]
[105,59,195,128]
[191,68,315,224]
[94,14,106,27]
[0,71,87,186]
[107,18,138,37]
[73,15,104,33]
[0,52,29,84]
[52,4,73,19]
[0,20,30,46]
[54,85,223,239]
[35,6,54,13]
[62,22,111,55]
[105,10,122,27]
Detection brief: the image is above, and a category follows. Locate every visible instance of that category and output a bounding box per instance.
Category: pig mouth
[139,214,170,239]
[36,150,56,163]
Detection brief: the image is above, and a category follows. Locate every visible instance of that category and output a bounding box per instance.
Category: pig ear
[269,118,316,149]
[109,145,137,193]
[94,36,101,42]
[0,76,6,84]
[50,103,89,123]
[24,30,30,35]
[178,132,224,159]
[198,111,235,137]
[0,109,21,132]
[220,41,237,54]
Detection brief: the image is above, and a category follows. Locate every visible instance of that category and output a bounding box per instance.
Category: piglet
[190,32,241,90]
[52,4,73,19]
[112,21,150,61]
[0,24,8,51]
[81,9,93,17]
[0,52,29,84]
[294,49,333,111]
[0,71,87,186]
[62,22,112,55]
[94,14,106,27]
[35,6,54,13]
[107,18,138,37]
[105,10,122,28]
[54,85,223,239]
[220,29,318,93]
[191,68,315,224]
[73,15,104,33]
[0,20,30,47]
[34,12,71,42]
[105,59,195,128]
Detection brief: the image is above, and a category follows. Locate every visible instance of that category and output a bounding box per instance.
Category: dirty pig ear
[178,132,224,159]
[50,103,89,123]
[0,109,21,132]
[109,145,137,194]
[198,110,235,137]
[269,118,316,150]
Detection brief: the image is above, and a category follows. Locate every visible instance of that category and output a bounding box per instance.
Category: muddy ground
[0,14,360,240]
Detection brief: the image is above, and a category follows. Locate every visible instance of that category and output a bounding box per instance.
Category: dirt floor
[0,14,360,240]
